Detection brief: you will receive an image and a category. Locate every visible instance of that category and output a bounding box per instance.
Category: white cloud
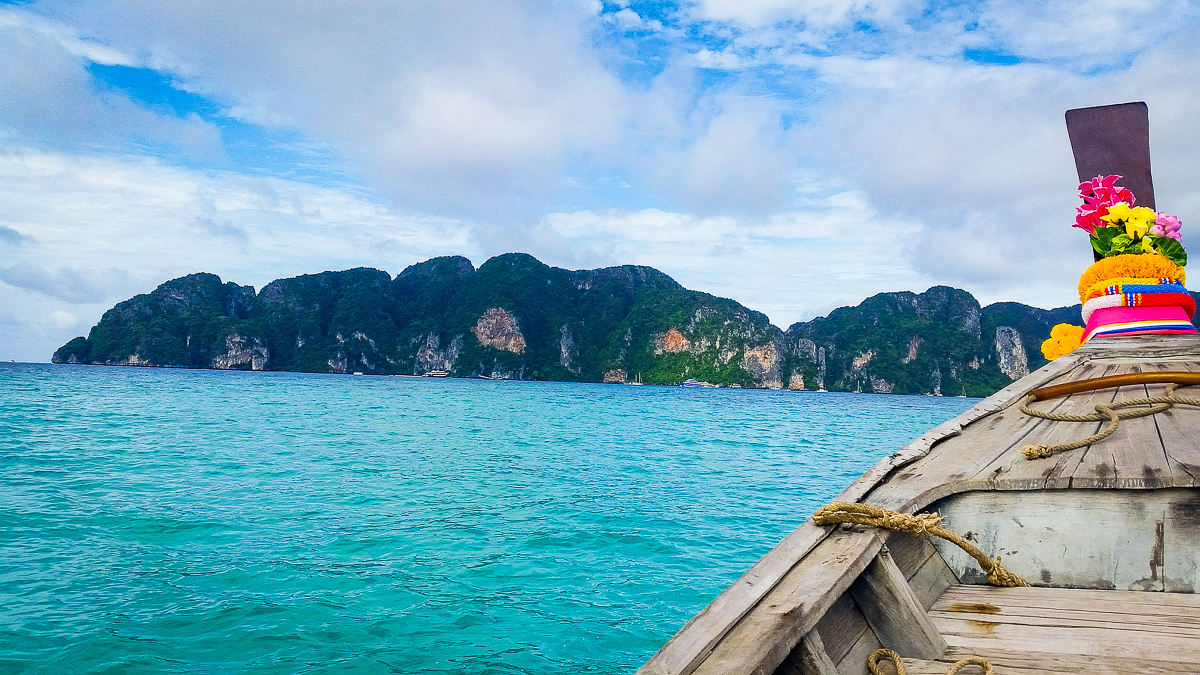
[3,0,1200,364]
[0,6,132,66]
[27,1,628,223]
[690,0,916,28]
[543,190,928,328]
[0,9,222,158]
[0,149,475,360]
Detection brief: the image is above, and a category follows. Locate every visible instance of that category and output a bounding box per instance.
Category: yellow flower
[1101,202,1133,226]
[1125,206,1156,239]
[1042,324,1084,360]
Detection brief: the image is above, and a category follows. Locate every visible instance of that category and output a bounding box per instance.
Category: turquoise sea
[0,363,976,674]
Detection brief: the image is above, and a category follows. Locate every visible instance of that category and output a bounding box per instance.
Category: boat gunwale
[637,334,1200,675]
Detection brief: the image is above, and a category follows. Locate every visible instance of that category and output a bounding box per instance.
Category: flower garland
[1043,175,1188,360]
[1042,324,1085,361]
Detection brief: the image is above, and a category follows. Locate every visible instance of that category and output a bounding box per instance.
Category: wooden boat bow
[638,334,1200,675]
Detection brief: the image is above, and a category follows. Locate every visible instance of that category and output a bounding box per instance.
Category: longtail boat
[638,103,1200,675]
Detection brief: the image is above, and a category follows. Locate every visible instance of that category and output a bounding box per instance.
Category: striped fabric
[1083,305,1198,343]
[1081,291,1196,323]
[1082,277,1185,302]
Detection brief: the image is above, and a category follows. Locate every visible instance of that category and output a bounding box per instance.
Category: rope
[1020,383,1200,459]
[812,502,1027,587]
[868,648,993,675]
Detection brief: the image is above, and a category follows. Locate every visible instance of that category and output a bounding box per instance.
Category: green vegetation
[53,254,1147,397]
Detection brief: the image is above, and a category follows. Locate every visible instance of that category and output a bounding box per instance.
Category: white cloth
[1081,294,1124,323]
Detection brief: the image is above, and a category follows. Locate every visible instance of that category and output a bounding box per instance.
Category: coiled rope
[811,503,1011,673]
[1020,381,1200,459]
[821,373,1200,674]
[868,648,992,675]
[812,502,1027,587]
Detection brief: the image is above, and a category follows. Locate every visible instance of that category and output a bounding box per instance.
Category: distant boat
[490,371,504,380]
[423,369,449,378]
[681,378,717,388]
[352,371,364,376]
[627,373,644,386]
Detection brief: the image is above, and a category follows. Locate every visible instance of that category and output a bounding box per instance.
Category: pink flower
[1152,213,1183,241]
[1075,175,1137,234]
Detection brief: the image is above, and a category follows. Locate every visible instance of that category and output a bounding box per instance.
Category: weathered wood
[833,627,882,675]
[639,334,1200,675]
[929,584,1200,669]
[848,548,947,660]
[937,583,1200,611]
[901,650,1198,675]
[882,531,957,610]
[905,549,958,611]
[780,631,838,675]
[637,346,1096,675]
[814,592,871,666]
[865,361,1097,510]
[929,488,1199,591]
[690,532,883,675]
[972,362,1118,491]
[1146,361,1200,487]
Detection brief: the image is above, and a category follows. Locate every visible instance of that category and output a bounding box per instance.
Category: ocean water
[0,363,976,674]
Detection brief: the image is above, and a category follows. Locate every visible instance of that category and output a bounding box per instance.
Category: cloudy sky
[2,0,1199,361]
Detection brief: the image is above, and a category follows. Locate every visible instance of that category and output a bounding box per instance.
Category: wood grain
[849,548,947,660]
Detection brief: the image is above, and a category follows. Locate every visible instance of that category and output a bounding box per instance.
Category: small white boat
[681,378,717,388]
[423,369,449,377]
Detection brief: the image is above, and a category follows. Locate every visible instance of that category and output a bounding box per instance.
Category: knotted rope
[1020,382,1200,459]
[868,648,993,675]
[812,502,1027,587]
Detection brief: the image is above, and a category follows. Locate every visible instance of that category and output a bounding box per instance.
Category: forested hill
[54,252,1097,396]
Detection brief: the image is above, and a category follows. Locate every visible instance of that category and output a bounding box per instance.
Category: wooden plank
[904,648,1199,675]
[637,345,1098,675]
[1101,380,1179,489]
[779,631,838,675]
[1068,362,1167,488]
[864,359,1104,511]
[834,627,882,675]
[848,548,947,660]
[936,583,1200,612]
[1145,361,1200,487]
[814,592,871,666]
[932,606,1200,635]
[883,531,933,579]
[929,489,1192,590]
[690,531,883,675]
[934,617,1200,663]
[906,549,958,611]
[974,362,1121,490]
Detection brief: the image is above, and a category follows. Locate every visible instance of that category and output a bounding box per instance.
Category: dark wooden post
[1065,102,1155,260]
[1065,102,1155,209]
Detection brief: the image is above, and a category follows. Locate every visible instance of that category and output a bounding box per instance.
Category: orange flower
[1042,324,1085,360]
[1077,255,1186,302]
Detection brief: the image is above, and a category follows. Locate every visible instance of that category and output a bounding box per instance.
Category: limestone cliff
[473,308,526,354]
[53,254,1114,396]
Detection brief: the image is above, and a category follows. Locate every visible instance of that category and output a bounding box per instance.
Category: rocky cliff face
[473,308,526,354]
[53,254,1121,396]
[52,254,791,388]
[781,286,1065,397]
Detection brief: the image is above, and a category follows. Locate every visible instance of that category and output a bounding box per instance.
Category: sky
[2,0,1199,362]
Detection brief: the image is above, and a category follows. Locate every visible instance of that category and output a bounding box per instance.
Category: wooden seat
[890,584,1200,674]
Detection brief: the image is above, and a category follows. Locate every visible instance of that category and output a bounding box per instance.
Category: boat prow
[638,334,1200,675]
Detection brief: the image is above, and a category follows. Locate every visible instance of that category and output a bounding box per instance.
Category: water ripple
[0,363,974,674]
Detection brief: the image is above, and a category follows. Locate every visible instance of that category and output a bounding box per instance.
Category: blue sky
[2,0,1199,361]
